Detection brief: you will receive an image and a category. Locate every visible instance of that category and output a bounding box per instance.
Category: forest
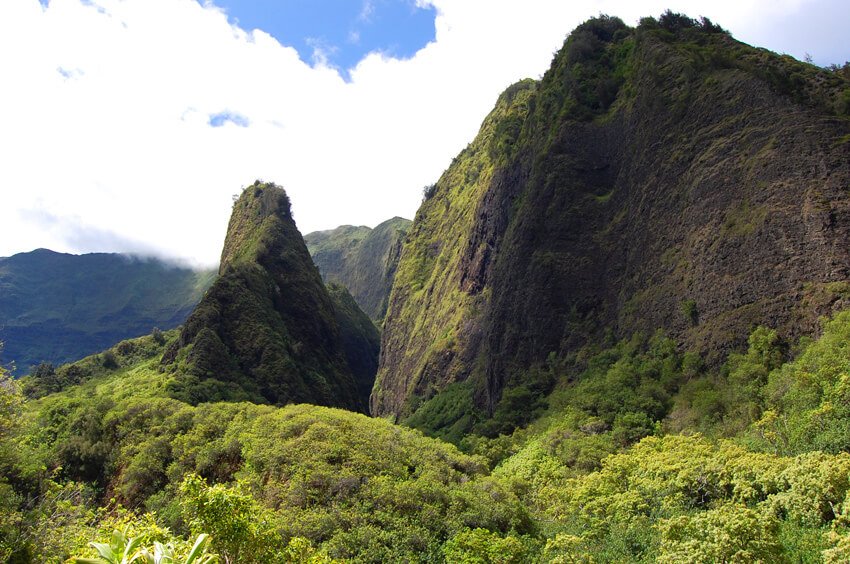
[3,312,850,561]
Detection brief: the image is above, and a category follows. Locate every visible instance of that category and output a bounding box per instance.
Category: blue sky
[2,0,849,266]
[210,0,436,77]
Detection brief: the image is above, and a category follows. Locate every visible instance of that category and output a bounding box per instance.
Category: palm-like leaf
[74,530,218,564]
[88,541,118,564]
[122,536,145,563]
[153,540,175,564]
[185,534,211,564]
[129,547,155,564]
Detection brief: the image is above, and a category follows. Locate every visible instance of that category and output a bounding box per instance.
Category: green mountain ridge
[372,14,850,432]
[161,181,379,412]
[305,217,411,321]
[0,248,215,375]
[0,216,406,376]
[6,12,850,564]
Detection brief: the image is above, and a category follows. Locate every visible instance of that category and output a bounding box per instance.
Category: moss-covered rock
[162,182,376,412]
[374,14,850,433]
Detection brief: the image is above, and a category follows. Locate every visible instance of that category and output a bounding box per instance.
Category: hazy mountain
[305,217,411,321]
[0,248,214,375]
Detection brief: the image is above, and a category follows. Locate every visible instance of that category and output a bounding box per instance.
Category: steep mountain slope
[373,15,850,427]
[326,282,381,405]
[161,181,377,412]
[0,249,214,375]
[305,217,411,320]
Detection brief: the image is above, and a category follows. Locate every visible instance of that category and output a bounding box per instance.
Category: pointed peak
[219,181,294,272]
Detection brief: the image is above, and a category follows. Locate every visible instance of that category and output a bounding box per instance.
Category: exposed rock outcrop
[372,16,850,430]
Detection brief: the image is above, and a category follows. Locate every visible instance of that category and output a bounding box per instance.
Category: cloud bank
[0,0,847,266]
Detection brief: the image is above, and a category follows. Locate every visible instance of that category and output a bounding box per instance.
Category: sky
[1,0,848,267]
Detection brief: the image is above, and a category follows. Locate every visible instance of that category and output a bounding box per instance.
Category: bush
[422,184,438,201]
[179,474,284,563]
[442,528,534,563]
[152,327,165,345]
[657,503,782,563]
[101,351,118,370]
[658,10,698,33]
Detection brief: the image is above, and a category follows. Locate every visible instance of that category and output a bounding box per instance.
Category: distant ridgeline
[0,217,405,376]
[304,217,411,321]
[0,249,214,375]
[160,181,379,412]
[372,14,850,435]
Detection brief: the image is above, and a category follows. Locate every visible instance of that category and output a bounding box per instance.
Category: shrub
[422,184,438,201]
[101,351,119,370]
[442,528,533,564]
[657,503,782,563]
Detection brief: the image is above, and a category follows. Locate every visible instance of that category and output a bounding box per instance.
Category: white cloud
[0,0,847,266]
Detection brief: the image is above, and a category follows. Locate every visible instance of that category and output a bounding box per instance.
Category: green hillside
[7,297,850,561]
[0,249,214,375]
[305,217,411,321]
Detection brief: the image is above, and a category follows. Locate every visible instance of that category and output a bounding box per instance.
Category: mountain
[0,248,214,375]
[11,14,850,564]
[372,15,850,430]
[305,217,411,320]
[161,181,378,412]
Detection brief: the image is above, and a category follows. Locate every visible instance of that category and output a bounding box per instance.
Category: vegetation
[305,217,411,321]
[0,249,214,375]
[7,303,850,561]
[5,11,850,564]
[2,345,532,561]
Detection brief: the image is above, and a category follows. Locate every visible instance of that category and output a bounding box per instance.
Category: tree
[0,366,22,438]
[179,474,284,563]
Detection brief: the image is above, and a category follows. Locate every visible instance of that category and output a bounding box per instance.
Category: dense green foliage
[0,249,214,375]
[8,305,850,561]
[2,335,531,561]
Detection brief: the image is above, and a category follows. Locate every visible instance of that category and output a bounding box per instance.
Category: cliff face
[162,182,377,412]
[372,16,850,426]
[305,217,411,320]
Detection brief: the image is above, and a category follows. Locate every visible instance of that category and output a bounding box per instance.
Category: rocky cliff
[162,181,377,412]
[305,217,411,320]
[372,15,850,429]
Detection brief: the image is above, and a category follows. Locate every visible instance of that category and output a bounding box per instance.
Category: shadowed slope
[373,15,850,432]
[162,181,376,412]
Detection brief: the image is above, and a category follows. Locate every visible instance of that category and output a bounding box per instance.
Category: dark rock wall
[374,22,850,422]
